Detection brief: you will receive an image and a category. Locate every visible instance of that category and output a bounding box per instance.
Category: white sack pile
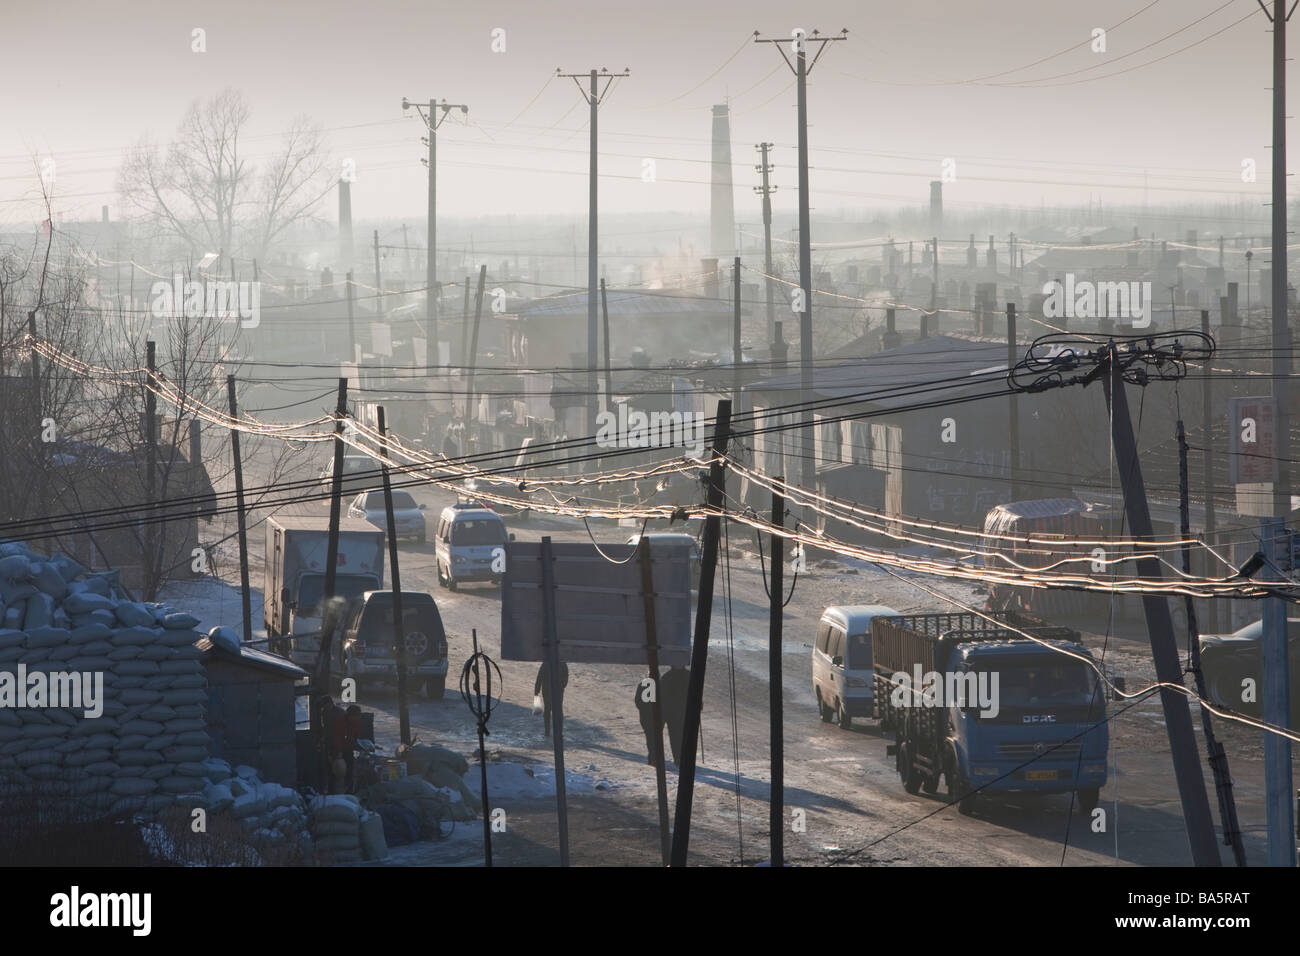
[0,542,211,821]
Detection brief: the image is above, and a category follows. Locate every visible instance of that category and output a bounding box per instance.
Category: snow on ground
[465,761,620,800]
[157,574,264,643]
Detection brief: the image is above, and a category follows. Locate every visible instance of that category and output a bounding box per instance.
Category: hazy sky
[0,0,1284,230]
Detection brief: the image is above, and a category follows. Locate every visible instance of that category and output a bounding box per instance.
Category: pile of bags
[308,793,388,863]
[0,543,213,821]
[172,760,311,858]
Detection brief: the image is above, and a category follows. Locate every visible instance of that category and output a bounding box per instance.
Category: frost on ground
[465,761,620,800]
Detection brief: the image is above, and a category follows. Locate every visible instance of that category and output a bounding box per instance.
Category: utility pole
[316,377,349,692]
[1257,0,1296,868]
[555,68,629,456]
[601,278,613,415]
[465,266,487,450]
[373,230,383,319]
[226,376,252,642]
[403,97,468,368]
[1007,304,1020,501]
[636,537,671,866]
[755,142,777,347]
[769,479,785,868]
[733,256,742,403]
[671,399,733,866]
[345,271,356,365]
[1179,420,1248,865]
[1200,309,1218,634]
[1100,353,1221,866]
[461,276,471,368]
[145,340,157,595]
[755,28,848,493]
[377,406,411,747]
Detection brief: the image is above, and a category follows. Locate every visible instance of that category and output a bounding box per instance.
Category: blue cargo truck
[872,610,1108,816]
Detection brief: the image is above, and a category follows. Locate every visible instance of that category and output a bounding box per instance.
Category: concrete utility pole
[755,142,778,347]
[1256,0,1296,867]
[403,97,468,368]
[755,28,848,493]
[373,230,383,318]
[555,68,629,453]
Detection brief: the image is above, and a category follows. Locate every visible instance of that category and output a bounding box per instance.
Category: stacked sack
[0,542,211,821]
[170,759,311,858]
[309,794,364,863]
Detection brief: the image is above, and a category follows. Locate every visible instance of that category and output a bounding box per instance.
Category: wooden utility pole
[769,479,785,868]
[637,537,671,866]
[670,399,733,866]
[1007,304,1020,501]
[378,406,412,746]
[315,377,349,691]
[226,375,252,642]
[345,271,356,364]
[732,256,742,403]
[554,68,629,452]
[601,278,613,415]
[373,230,383,318]
[1102,357,1220,866]
[1200,309,1217,634]
[465,266,487,445]
[403,97,469,368]
[1258,0,1296,868]
[539,535,570,865]
[756,29,847,493]
[755,142,777,347]
[145,340,158,594]
[461,276,471,368]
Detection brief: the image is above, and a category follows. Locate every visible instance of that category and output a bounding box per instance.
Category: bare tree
[116,89,330,263]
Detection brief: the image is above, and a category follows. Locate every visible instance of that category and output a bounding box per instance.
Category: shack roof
[196,636,309,679]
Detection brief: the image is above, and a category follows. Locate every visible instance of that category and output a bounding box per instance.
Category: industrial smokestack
[338,178,354,268]
[710,104,735,259]
[929,181,942,234]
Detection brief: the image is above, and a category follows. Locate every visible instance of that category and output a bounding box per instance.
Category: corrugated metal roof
[197,636,309,679]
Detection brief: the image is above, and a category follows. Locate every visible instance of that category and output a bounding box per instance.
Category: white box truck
[265,515,385,669]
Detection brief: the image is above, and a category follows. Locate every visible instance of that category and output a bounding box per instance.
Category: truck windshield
[451,519,506,546]
[975,657,1099,708]
[298,574,377,617]
[847,633,872,668]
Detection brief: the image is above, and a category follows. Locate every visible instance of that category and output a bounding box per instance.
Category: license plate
[1025,769,1057,781]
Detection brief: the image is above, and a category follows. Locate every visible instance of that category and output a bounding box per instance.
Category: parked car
[625,532,702,590]
[813,605,898,729]
[434,504,514,591]
[347,489,427,542]
[1199,617,1300,725]
[319,455,382,497]
[338,590,450,698]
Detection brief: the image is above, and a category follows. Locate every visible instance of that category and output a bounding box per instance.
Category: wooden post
[769,479,785,867]
[670,399,732,866]
[378,406,411,746]
[465,265,487,442]
[226,375,252,642]
[315,378,349,690]
[637,537,671,866]
[540,536,570,866]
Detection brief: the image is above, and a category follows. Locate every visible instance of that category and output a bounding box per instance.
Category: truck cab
[874,611,1108,816]
[944,639,1109,814]
[338,590,450,698]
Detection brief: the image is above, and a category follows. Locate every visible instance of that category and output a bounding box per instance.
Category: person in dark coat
[659,666,691,765]
[534,659,569,738]
[635,676,665,766]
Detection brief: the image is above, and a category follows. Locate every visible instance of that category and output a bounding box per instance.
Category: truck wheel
[837,701,852,730]
[817,690,833,723]
[897,740,923,795]
[948,769,977,815]
[1076,787,1100,815]
[424,675,446,700]
[922,771,940,795]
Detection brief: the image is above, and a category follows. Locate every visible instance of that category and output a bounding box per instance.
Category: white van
[813,605,898,729]
[434,504,512,591]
